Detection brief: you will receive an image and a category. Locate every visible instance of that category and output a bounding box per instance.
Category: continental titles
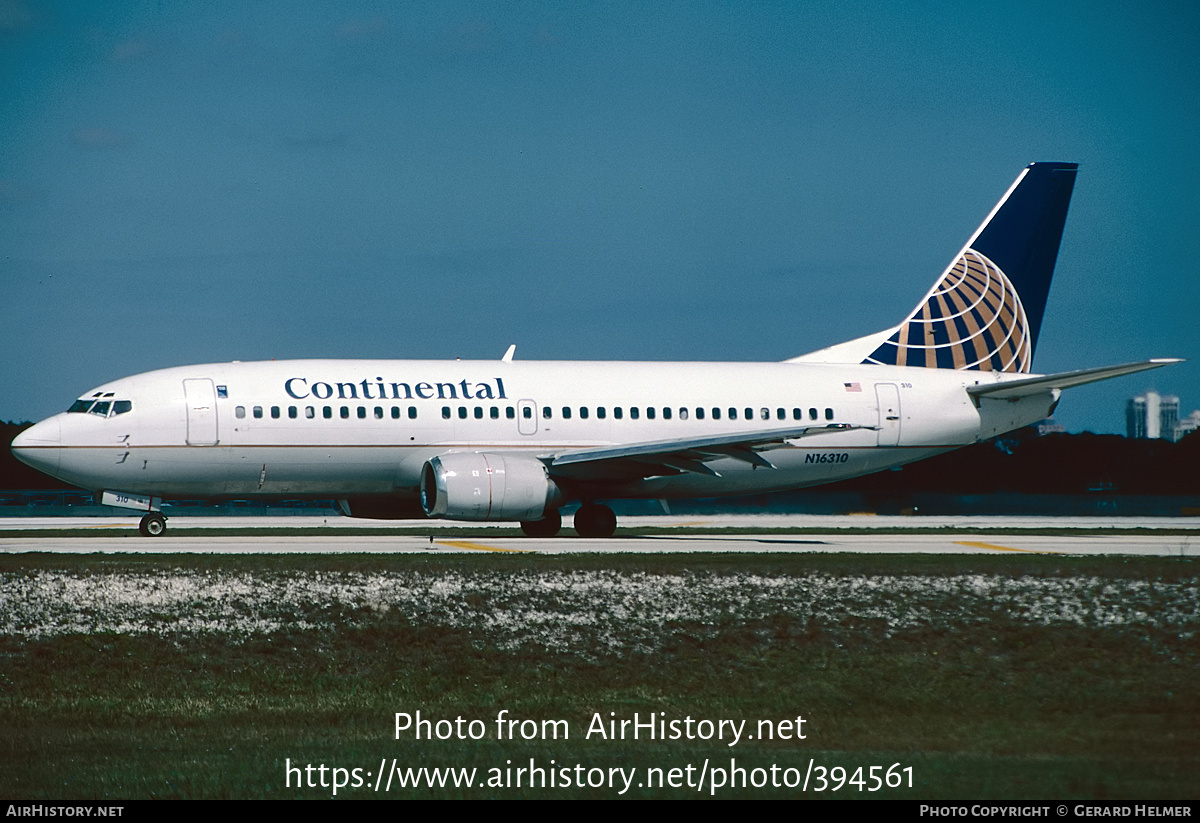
[285,377,507,402]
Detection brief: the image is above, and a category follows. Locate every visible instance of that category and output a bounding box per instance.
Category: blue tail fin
[862,162,1078,373]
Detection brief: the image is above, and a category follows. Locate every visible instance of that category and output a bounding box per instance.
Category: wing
[966,358,1183,401]
[546,423,869,480]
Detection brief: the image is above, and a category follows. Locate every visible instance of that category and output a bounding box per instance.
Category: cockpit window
[69,398,132,416]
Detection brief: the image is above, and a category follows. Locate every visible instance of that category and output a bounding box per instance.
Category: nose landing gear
[138,512,167,537]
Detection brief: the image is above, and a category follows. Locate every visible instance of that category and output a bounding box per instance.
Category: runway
[1,514,1197,555]
[3,512,1199,531]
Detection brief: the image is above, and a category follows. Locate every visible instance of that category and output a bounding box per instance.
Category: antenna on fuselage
[502,344,516,363]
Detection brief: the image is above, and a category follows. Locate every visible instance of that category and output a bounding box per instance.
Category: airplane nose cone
[11,417,62,474]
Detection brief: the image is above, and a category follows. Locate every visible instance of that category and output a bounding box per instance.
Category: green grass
[1,553,1196,799]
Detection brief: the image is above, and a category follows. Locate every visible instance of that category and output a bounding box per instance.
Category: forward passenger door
[183,378,219,446]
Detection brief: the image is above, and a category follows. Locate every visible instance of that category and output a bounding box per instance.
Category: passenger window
[646,407,655,420]
[507,407,516,419]
[562,407,572,419]
[458,407,467,419]
[91,401,111,417]
[235,406,246,419]
[252,406,263,419]
[323,406,332,419]
[408,407,418,419]
[543,407,552,419]
[391,407,400,419]
[340,406,350,419]
[777,408,786,420]
[760,408,769,420]
[474,407,483,419]
[711,408,721,420]
[271,406,280,419]
[809,408,818,420]
[288,406,297,419]
[695,408,705,420]
[630,407,640,420]
[825,408,834,420]
[597,407,607,419]
[522,407,532,419]
[580,407,589,419]
[729,408,738,420]
[793,408,802,420]
[679,408,689,421]
[113,400,132,415]
[357,406,366,419]
[374,406,384,419]
[442,407,451,419]
[305,406,315,419]
[663,407,672,420]
[490,407,499,419]
[614,407,623,420]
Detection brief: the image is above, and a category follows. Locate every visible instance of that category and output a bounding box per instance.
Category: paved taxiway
[4,513,1199,532]
[1,514,1196,555]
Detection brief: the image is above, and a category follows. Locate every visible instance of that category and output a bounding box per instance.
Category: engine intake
[420,453,563,521]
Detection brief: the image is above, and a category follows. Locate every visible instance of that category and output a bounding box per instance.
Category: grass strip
[1,553,1196,799]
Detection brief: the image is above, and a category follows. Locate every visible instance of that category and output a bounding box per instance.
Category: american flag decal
[844,382,862,392]
[861,249,1031,373]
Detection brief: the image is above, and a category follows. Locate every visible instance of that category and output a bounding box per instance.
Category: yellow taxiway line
[435,539,533,554]
[953,540,1062,554]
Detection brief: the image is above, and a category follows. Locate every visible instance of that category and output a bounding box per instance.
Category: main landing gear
[518,504,619,538]
[520,510,562,537]
[138,512,167,537]
[573,503,617,539]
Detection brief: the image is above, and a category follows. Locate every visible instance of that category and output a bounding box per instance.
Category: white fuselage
[13,358,1056,507]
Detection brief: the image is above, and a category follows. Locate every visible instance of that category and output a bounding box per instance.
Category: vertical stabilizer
[791,162,1078,372]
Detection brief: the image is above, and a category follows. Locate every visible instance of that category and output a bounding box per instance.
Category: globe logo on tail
[862,249,1031,373]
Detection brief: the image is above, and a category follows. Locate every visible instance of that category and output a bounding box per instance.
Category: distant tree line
[2,419,1197,496]
[1,422,74,490]
[822,428,1198,496]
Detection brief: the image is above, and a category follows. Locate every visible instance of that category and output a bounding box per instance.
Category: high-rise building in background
[1127,391,1192,442]
[1160,395,1180,441]
[1178,410,1200,440]
[1127,395,1150,438]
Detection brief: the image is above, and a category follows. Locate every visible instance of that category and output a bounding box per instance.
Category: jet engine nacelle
[420,453,563,521]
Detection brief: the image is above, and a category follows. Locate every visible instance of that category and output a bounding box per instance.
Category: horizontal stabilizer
[966,359,1183,400]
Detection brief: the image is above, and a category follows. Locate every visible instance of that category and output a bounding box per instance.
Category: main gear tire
[520,511,562,537]
[573,504,617,538]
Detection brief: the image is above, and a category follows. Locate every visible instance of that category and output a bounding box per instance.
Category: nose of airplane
[11,417,63,475]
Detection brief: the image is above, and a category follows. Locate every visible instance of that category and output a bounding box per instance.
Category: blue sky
[2,0,1197,432]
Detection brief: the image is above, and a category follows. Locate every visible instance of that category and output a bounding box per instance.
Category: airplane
[11,162,1181,538]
